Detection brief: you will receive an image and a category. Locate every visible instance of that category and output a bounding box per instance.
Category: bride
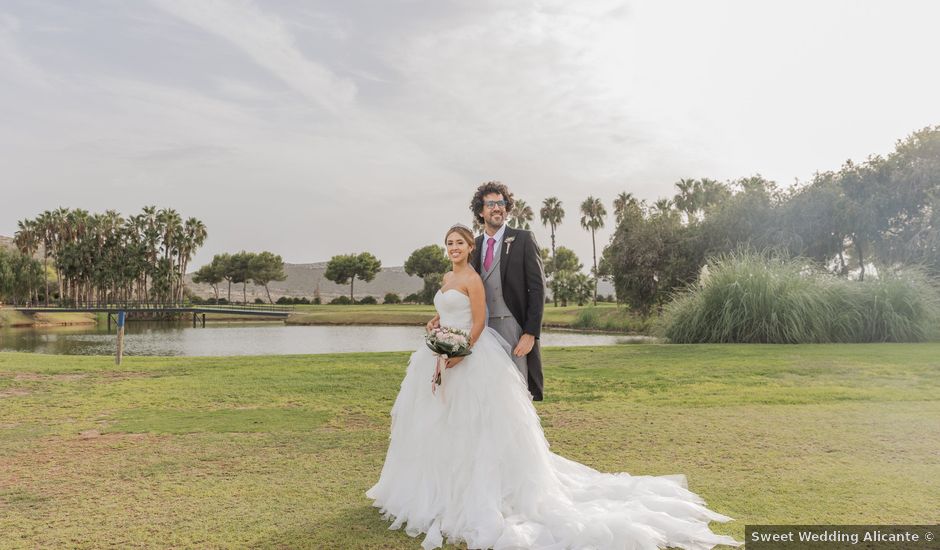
[367,224,740,550]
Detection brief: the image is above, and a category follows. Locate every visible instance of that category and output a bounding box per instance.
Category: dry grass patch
[0,345,937,547]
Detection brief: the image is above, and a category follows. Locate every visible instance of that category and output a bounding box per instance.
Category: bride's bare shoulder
[462,270,484,293]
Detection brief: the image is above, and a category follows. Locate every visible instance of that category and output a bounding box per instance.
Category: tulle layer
[367,329,740,550]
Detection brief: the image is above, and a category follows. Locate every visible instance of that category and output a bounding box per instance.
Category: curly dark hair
[470,181,515,225]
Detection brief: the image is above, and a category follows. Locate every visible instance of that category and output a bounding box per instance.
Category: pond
[0,322,654,356]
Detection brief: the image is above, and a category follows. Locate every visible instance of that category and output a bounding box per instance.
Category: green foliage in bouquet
[425,326,473,358]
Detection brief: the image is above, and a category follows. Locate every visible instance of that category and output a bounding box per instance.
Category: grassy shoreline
[285,302,650,333]
[1,344,938,548]
[2,304,652,334]
[0,309,97,328]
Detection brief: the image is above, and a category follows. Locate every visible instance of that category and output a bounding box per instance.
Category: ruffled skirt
[367,329,740,549]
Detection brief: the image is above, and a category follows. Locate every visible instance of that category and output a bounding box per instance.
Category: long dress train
[367,289,740,549]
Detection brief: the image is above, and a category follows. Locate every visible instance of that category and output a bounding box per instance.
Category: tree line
[392,125,939,312]
[191,251,287,304]
[0,248,43,306]
[602,125,940,314]
[11,207,206,306]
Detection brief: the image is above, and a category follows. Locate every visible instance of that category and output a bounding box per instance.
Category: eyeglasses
[484,200,507,209]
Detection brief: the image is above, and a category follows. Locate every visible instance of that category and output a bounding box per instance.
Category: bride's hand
[445,356,464,369]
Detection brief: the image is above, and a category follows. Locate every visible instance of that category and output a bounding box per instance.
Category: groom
[469,181,546,401]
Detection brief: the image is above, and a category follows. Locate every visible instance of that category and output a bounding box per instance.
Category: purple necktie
[483,237,496,271]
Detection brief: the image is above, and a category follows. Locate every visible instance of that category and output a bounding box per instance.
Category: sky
[2,0,939,271]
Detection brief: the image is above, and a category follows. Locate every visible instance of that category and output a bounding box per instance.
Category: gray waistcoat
[482,246,513,318]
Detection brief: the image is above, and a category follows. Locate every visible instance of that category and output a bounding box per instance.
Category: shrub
[571,306,652,333]
[575,307,600,328]
[254,298,265,304]
[276,296,291,305]
[298,297,310,304]
[358,295,377,305]
[384,292,401,304]
[330,296,353,305]
[403,293,422,303]
[851,271,940,342]
[661,251,940,343]
[313,297,321,305]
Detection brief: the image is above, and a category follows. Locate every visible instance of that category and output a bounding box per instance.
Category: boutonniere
[504,236,516,254]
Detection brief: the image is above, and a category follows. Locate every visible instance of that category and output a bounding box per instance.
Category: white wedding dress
[367,289,740,550]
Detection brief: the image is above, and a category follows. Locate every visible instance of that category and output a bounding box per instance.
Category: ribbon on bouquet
[431,353,448,402]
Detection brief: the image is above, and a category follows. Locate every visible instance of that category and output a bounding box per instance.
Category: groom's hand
[513,334,535,357]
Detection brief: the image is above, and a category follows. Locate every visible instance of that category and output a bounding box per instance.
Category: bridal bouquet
[425,326,472,398]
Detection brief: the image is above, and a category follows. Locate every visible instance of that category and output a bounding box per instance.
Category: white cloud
[0,13,54,89]
[150,0,357,113]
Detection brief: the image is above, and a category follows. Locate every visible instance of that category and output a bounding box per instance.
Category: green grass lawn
[1,344,938,548]
[287,303,436,326]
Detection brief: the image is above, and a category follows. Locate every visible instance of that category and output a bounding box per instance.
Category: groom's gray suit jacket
[471,226,546,401]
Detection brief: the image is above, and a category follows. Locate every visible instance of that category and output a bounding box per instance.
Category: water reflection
[0,322,654,356]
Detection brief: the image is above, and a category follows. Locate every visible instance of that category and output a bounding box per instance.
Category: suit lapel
[499,226,516,286]
[474,235,484,275]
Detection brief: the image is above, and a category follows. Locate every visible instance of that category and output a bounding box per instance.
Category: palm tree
[36,210,54,304]
[539,197,564,306]
[508,199,534,230]
[672,178,729,224]
[652,198,673,217]
[98,210,124,303]
[579,196,607,305]
[177,217,207,301]
[14,219,39,303]
[157,208,182,262]
[155,208,183,302]
[139,205,160,298]
[673,178,698,223]
[49,207,69,304]
[8,207,209,307]
[64,208,90,304]
[109,210,125,297]
[612,192,636,225]
[127,211,150,301]
[699,178,730,214]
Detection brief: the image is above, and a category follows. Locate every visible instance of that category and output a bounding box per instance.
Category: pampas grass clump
[662,252,940,343]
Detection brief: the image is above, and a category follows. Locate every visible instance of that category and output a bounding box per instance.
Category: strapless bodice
[434,289,472,331]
